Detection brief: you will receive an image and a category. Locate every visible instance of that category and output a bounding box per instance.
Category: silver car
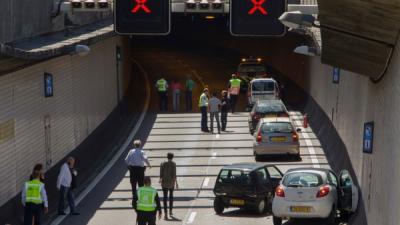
[272,168,359,225]
[252,117,300,161]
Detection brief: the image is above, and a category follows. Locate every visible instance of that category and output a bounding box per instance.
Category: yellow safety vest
[137,186,157,211]
[198,93,208,107]
[229,78,241,95]
[157,79,167,92]
[25,179,43,204]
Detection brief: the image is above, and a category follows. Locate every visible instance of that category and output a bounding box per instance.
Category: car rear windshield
[256,103,285,113]
[283,172,323,187]
[252,81,275,92]
[262,122,292,133]
[238,64,266,73]
[217,169,252,186]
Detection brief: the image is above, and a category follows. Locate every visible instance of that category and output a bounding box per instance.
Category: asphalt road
[55,41,342,225]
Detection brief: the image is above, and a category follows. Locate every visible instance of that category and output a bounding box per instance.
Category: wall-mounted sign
[333,67,340,84]
[363,121,374,154]
[44,73,54,97]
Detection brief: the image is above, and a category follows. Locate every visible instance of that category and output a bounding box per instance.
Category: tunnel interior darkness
[130,14,309,112]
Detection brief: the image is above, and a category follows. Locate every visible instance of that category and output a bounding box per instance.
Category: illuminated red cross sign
[132,0,151,13]
[248,0,267,15]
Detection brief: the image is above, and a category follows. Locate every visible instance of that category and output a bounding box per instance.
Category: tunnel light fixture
[278,11,316,29]
[97,0,109,9]
[241,58,247,62]
[199,0,210,9]
[71,0,83,8]
[212,0,222,9]
[185,0,197,9]
[257,58,262,62]
[294,45,319,56]
[84,0,96,9]
[205,15,215,19]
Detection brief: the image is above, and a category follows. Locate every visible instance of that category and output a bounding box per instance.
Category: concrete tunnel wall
[306,36,400,225]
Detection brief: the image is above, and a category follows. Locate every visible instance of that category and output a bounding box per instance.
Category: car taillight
[275,185,285,197]
[292,132,299,142]
[316,185,330,198]
[256,131,262,143]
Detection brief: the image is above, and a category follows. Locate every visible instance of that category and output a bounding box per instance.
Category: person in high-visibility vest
[22,168,48,225]
[155,78,169,111]
[198,88,209,132]
[133,176,162,225]
[228,74,241,113]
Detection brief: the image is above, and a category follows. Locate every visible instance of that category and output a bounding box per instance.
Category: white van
[247,78,280,107]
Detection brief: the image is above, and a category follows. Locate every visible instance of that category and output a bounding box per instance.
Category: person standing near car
[199,88,209,132]
[22,168,48,225]
[185,75,196,111]
[208,92,222,134]
[220,90,230,131]
[156,77,169,111]
[170,80,182,112]
[125,140,152,199]
[57,157,79,216]
[159,153,178,220]
[228,74,241,113]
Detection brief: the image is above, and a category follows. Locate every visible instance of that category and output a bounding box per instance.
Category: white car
[247,78,280,107]
[272,168,358,225]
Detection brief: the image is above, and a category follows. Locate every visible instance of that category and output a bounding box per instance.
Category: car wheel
[255,199,266,214]
[272,216,282,225]
[295,153,302,161]
[213,198,224,215]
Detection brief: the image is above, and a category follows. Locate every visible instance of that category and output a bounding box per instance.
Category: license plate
[271,137,287,142]
[230,199,245,206]
[290,206,311,213]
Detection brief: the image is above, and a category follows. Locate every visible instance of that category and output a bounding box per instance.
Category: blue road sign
[363,121,374,154]
[44,73,53,97]
[333,67,340,84]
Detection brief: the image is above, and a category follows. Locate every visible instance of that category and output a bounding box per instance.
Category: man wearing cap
[125,140,152,200]
[133,176,162,225]
[228,74,241,113]
[198,88,209,132]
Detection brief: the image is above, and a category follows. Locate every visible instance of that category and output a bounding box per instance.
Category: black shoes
[70,212,80,216]
[58,212,66,216]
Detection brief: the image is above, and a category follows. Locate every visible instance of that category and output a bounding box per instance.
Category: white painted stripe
[50,59,151,225]
[187,212,197,224]
[212,152,217,159]
[203,177,210,187]
[215,134,220,139]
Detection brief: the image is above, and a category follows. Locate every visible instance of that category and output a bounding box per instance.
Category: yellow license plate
[230,199,245,206]
[271,137,287,142]
[290,206,311,213]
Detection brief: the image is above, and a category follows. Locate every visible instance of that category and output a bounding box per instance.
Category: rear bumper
[216,195,260,208]
[253,143,299,155]
[272,198,333,218]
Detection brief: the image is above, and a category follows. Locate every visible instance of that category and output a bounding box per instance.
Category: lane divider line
[50,58,151,225]
[203,178,210,187]
[187,212,197,224]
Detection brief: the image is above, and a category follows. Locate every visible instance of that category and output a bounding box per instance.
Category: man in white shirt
[57,157,79,216]
[125,139,151,199]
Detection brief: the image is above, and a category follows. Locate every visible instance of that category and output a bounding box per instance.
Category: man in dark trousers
[228,74,241,113]
[133,176,162,225]
[125,140,152,201]
[22,168,48,225]
[198,88,209,132]
[159,153,178,219]
[220,90,230,131]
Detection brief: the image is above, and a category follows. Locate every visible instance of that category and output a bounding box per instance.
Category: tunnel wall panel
[306,36,400,225]
[0,36,122,207]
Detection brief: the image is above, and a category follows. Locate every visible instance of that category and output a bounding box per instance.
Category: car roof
[221,163,270,171]
[256,99,285,106]
[286,167,335,175]
[250,78,276,82]
[260,117,291,123]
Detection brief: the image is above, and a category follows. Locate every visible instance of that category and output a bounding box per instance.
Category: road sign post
[333,67,340,84]
[363,121,374,154]
[230,0,287,36]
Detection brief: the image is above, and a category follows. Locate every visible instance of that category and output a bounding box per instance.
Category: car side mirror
[296,128,302,132]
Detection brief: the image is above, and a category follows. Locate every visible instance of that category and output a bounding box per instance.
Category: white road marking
[215,134,220,139]
[50,59,151,225]
[203,177,210,187]
[212,152,217,159]
[187,212,197,224]
[291,112,320,168]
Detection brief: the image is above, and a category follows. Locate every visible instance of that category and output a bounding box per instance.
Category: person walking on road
[133,176,162,225]
[228,74,241,113]
[208,92,222,134]
[57,157,79,216]
[156,77,169,111]
[159,153,178,219]
[185,75,196,111]
[125,140,152,200]
[171,80,182,112]
[220,90,230,131]
[199,88,209,132]
[22,166,48,225]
